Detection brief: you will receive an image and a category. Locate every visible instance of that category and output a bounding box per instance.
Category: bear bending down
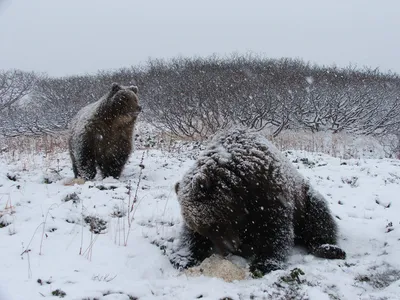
[68,83,141,180]
[171,127,346,275]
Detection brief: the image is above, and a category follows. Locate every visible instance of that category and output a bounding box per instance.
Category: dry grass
[0,128,395,160]
[0,193,15,228]
[0,133,69,157]
[267,129,389,159]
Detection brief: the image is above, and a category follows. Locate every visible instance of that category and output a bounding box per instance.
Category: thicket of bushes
[1,54,399,149]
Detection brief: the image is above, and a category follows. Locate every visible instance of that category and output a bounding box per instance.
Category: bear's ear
[129,85,139,94]
[111,82,122,93]
[174,182,180,194]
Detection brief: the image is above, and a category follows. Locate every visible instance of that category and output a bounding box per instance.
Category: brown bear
[171,127,346,276]
[68,83,141,180]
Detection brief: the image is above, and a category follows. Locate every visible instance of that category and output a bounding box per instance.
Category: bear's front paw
[250,259,283,277]
[169,251,198,270]
[312,244,346,260]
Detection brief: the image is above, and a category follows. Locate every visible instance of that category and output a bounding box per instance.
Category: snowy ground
[0,141,400,300]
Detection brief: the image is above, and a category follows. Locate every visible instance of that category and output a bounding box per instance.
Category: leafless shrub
[1,55,400,155]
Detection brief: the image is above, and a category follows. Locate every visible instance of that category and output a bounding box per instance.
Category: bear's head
[105,82,142,120]
[174,179,242,256]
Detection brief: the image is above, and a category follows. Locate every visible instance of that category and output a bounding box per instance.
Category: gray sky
[1,0,399,77]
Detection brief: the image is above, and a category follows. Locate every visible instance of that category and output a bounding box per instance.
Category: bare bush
[0,69,38,112]
[1,55,400,151]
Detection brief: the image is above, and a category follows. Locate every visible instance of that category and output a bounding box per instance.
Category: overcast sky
[0,0,399,77]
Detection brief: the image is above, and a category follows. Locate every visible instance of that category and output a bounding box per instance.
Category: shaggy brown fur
[171,127,346,276]
[68,83,141,180]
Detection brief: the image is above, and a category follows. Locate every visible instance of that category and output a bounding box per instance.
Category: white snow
[305,76,314,85]
[0,140,400,299]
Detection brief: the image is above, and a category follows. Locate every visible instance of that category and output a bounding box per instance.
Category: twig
[124,152,145,246]
[79,198,84,255]
[82,233,99,260]
[20,248,32,279]
[40,203,59,255]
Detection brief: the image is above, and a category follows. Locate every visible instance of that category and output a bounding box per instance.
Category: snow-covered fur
[172,127,346,275]
[68,83,141,180]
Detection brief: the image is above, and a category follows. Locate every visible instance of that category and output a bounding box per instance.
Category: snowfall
[0,128,400,300]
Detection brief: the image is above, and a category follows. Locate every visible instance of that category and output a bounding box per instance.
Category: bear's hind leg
[99,153,128,179]
[77,145,97,180]
[170,225,213,270]
[301,188,346,260]
[72,164,79,178]
[79,160,96,180]
[69,152,79,178]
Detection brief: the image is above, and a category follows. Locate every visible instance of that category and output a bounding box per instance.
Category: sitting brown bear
[171,127,346,276]
[68,83,141,180]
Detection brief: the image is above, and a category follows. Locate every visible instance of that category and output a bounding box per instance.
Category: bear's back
[181,128,305,203]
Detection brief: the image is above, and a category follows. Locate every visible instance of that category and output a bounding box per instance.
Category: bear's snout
[131,106,142,117]
[207,226,241,255]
